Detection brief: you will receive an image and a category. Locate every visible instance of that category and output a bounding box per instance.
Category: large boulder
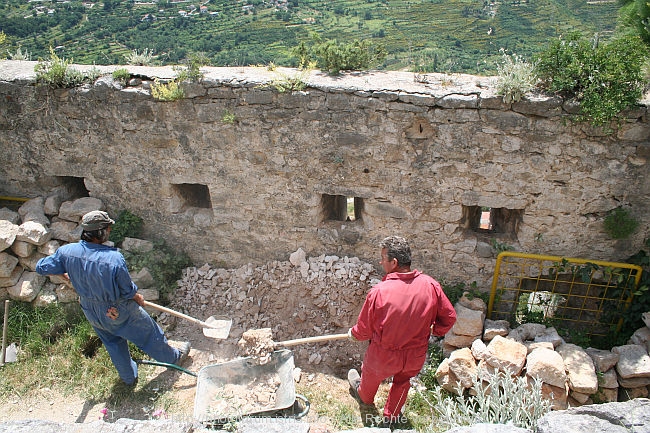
[536,398,650,433]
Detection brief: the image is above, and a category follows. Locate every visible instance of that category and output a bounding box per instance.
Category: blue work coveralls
[36,240,180,385]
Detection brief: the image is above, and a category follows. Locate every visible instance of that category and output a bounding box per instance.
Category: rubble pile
[172,248,380,371]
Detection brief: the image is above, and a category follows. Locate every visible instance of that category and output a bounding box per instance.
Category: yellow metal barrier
[488,252,643,339]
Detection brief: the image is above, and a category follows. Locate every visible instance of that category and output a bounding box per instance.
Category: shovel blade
[203,316,232,339]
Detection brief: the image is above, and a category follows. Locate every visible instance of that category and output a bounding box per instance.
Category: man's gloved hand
[347,328,358,341]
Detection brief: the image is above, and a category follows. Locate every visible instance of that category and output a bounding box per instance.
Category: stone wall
[0,61,648,288]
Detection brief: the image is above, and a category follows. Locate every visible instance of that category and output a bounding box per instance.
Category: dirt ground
[0,316,381,431]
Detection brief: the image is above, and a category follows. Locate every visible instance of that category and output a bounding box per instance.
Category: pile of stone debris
[169,248,381,370]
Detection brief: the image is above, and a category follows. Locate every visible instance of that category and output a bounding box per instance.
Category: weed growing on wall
[221,109,237,124]
[8,47,31,61]
[267,66,312,93]
[495,49,537,103]
[108,209,144,246]
[174,53,209,83]
[535,32,647,127]
[123,239,192,302]
[34,48,98,88]
[151,78,184,101]
[125,48,157,66]
[151,54,208,101]
[604,207,639,239]
[112,68,130,86]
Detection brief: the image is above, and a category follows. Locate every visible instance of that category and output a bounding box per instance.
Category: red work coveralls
[350,269,457,420]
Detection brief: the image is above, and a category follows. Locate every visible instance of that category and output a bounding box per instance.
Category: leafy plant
[125,48,157,66]
[293,37,386,75]
[491,238,513,254]
[34,47,93,88]
[108,209,144,246]
[496,49,537,103]
[267,67,311,93]
[112,68,130,86]
[123,239,192,302]
[174,53,209,83]
[535,32,647,127]
[151,78,184,101]
[608,240,650,345]
[604,207,639,239]
[413,369,552,432]
[441,281,488,306]
[8,47,31,61]
[221,109,237,124]
[151,54,209,101]
[619,0,650,45]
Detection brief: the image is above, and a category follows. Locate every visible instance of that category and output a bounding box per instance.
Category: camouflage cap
[80,210,115,231]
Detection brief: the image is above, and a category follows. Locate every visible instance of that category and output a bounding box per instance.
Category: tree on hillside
[619,0,650,44]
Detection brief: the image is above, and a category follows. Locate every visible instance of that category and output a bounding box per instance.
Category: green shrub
[266,66,311,93]
[221,109,237,124]
[175,53,210,83]
[151,78,184,101]
[496,49,537,103]
[293,37,386,75]
[125,48,157,66]
[535,32,647,127]
[604,207,639,239]
[414,370,552,432]
[442,281,488,306]
[112,68,130,86]
[123,240,192,302]
[8,47,31,61]
[108,209,144,245]
[34,48,90,88]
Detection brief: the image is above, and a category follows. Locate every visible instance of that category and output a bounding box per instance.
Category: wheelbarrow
[136,349,309,426]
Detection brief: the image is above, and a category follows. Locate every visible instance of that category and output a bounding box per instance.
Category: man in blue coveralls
[36,210,190,387]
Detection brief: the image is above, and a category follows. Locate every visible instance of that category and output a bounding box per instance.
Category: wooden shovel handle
[276,333,349,347]
[143,300,212,328]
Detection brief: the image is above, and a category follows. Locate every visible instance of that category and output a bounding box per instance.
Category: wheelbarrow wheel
[289,394,310,419]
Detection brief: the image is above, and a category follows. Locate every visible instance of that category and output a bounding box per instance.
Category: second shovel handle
[276,333,349,347]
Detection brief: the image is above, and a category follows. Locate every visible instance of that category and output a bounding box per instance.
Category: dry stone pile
[436,293,650,409]
[0,194,108,306]
[171,247,381,371]
[0,194,160,306]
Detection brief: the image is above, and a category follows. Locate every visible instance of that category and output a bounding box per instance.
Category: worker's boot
[173,341,191,365]
[347,368,362,402]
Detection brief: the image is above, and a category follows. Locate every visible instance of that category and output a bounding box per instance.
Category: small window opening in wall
[56,176,89,198]
[462,205,522,236]
[172,183,212,209]
[322,194,363,222]
[479,207,493,230]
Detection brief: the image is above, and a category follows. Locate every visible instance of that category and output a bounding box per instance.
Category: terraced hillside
[0,0,619,74]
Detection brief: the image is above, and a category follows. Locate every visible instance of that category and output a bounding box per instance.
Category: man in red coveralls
[347,235,457,426]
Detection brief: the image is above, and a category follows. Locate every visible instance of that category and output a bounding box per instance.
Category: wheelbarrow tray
[193,349,297,424]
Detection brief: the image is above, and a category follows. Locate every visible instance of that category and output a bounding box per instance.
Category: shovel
[275,333,349,347]
[143,301,232,339]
